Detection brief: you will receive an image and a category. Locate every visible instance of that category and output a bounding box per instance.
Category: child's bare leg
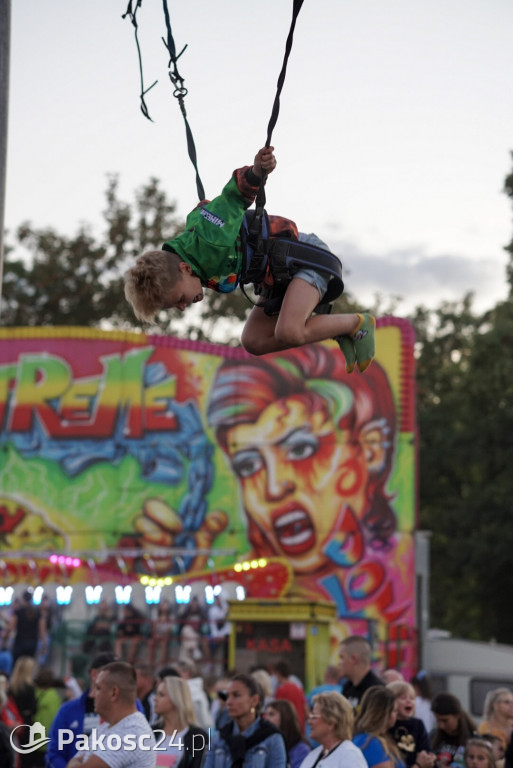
[241,278,360,356]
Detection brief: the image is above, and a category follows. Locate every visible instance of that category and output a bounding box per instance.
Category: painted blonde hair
[124,249,183,322]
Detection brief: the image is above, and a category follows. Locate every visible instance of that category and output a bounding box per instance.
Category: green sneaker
[352,313,376,372]
[334,335,357,374]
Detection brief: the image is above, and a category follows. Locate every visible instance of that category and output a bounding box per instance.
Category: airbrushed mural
[0,322,417,667]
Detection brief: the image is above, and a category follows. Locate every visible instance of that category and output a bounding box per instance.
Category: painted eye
[231,450,263,478]
[284,432,319,461]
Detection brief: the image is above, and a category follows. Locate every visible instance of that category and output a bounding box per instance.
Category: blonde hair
[387,681,416,699]
[251,669,273,700]
[483,688,513,721]
[9,656,37,695]
[157,676,198,730]
[355,686,401,760]
[124,249,184,322]
[312,692,354,742]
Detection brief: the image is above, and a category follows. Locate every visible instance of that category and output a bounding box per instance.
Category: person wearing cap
[46,652,148,768]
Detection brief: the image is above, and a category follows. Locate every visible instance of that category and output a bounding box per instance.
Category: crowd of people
[0,590,232,675]
[1,616,513,768]
[82,595,231,667]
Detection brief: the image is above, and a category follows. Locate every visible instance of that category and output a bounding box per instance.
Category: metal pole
[415,529,432,670]
[0,0,12,321]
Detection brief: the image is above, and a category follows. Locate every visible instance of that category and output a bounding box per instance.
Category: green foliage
[1,175,183,329]
[413,289,513,641]
[410,151,513,642]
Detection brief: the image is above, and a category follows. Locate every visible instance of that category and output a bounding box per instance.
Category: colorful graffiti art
[0,322,417,667]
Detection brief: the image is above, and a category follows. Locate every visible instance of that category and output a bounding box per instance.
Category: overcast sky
[5,0,513,314]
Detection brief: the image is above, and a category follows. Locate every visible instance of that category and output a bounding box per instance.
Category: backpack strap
[239,209,271,285]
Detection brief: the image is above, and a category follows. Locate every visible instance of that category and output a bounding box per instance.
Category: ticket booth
[227,598,337,691]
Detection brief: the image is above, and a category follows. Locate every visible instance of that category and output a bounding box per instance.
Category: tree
[1,175,183,329]
[503,150,513,296]
[413,152,513,642]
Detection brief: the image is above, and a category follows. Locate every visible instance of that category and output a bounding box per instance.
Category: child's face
[465,745,490,768]
[164,266,203,311]
[396,691,416,719]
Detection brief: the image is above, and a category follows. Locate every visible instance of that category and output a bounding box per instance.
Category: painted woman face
[225,394,370,573]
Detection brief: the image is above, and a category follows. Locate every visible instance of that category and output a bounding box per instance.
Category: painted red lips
[273,508,316,555]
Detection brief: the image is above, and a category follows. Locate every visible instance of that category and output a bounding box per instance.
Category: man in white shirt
[66,661,156,768]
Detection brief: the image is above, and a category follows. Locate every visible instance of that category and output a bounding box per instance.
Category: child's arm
[251,146,277,180]
[234,146,277,201]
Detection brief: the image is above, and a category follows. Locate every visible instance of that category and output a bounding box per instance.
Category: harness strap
[121,1,158,122]
[256,0,306,213]
[265,0,305,150]
[241,230,344,316]
[268,238,344,291]
[161,0,206,201]
[122,0,206,201]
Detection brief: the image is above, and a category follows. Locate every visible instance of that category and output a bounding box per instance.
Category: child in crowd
[464,739,497,768]
[124,146,375,372]
[387,681,436,768]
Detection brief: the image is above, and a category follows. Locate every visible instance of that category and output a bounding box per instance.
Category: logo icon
[10,722,51,754]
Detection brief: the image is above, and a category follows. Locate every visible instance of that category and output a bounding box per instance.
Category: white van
[425,636,513,721]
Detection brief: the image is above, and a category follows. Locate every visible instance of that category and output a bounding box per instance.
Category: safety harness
[239,210,344,316]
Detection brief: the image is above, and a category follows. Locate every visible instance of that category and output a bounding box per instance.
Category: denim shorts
[293,232,331,300]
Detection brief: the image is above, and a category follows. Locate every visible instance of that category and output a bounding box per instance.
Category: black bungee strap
[122,0,304,205]
[250,0,305,277]
[121,0,158,122]
[255,0,305,213]
[160,0,205,201]
[122,0,206,201]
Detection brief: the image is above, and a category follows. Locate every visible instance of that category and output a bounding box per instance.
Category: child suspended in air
[124,147,375,372]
